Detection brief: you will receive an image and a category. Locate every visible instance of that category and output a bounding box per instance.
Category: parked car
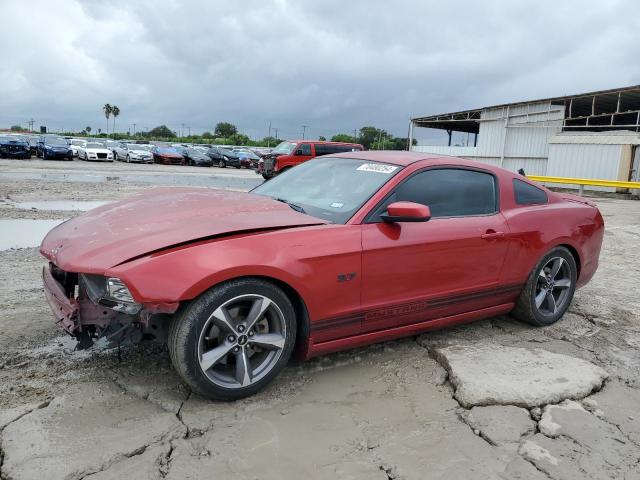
[0,135,31,159]
[233,148,261,169]
[69,139,86,157]
[104,140,120,158]
[78,142,114,161]
[119,144,154,163]
[176,147,214,167]
[206,146,241,168]
[26,135,39,156]
[258,140,364,179]
[39,152,604,400]
[36,136,73,160]
[152,146,185,165]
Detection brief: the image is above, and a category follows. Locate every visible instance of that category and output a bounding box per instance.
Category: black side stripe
[311,283,522,332]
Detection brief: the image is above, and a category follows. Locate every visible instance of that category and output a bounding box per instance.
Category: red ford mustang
[40,152,604,400]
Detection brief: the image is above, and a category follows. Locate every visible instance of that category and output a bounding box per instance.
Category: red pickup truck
[258,140,364,179]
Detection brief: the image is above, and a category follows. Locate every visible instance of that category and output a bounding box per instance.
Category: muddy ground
[0,158,639,480]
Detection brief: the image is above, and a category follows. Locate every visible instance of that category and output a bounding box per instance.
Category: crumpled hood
[40,187,327,273]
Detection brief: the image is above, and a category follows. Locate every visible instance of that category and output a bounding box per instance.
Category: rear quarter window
[513,179,548,205]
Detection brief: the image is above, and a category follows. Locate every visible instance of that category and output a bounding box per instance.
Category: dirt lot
[0,158,639,480]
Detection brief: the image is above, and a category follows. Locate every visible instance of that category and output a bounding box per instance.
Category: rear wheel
[512,247,576,326]
[42,150,47,160]
[168,278,296,400]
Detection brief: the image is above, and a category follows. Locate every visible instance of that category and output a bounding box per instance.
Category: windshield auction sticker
[356,163,398,174]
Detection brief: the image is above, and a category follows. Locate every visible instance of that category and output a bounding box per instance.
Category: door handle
[481,230,505,240]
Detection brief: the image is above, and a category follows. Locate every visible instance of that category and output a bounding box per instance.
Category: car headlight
[107,277,134,302]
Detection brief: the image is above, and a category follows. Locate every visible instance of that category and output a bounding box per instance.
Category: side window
[513,179,548,205]
[299,143,311,155]
[370,168,498,221]
[313,144,327,156]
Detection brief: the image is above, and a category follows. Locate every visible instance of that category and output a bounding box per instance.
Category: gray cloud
[1,0,638,140]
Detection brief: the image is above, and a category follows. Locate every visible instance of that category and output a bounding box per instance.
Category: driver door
[360,167,512,333]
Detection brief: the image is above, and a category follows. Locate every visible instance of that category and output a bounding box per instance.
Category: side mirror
[381,201,431,223]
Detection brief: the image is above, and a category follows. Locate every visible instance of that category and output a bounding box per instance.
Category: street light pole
[302,125,308,140]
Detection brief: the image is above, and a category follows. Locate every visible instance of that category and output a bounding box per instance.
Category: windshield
[251,157,401,224]
[271,141,296,155]
[70,139,85,146]
[86,143,103,148]
[45,137,68,146]
[186,148,202,155]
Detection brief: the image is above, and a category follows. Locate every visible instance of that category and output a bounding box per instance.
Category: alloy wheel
[197,294,287,389]
[534,257,572,315]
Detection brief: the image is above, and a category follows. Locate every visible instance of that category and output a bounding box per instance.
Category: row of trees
[55,120,415,150]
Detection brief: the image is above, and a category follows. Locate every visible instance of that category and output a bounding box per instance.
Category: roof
[412,84,640,133]
[549,131,640,145]
[287,139,363,145]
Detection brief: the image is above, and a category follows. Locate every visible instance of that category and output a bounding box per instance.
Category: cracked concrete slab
[110,369,189,414]
[586,379,640,446]
[84,444,170,480]
[432,344,609,407]
[460,405,535,447]
[522,398,640,479]
[1,381,186,480]
[0,400,49,431]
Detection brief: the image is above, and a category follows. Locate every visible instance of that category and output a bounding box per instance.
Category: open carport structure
[410,85,640,190]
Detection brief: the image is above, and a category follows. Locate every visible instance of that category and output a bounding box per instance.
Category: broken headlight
[79,274,141,314]
[107,278,135,303]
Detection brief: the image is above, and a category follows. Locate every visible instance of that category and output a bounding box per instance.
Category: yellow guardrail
[527,175,640,195]
[527,175,640,189]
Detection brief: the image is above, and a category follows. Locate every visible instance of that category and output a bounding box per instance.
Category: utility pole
[187,126,191,136]
[180,123,185,138]
[268,121,272,147]
[353,129,357,142]
[302,125,308,140]
[274,127,278,140]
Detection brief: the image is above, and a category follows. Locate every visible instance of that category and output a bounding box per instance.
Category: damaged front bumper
[42,263,178,347]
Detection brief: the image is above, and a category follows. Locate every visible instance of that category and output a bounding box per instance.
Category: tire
[512,246,577,326]
[126,155,130,163]
[42,150,47,160]
[219,158,226,168]
[168,278,296,400]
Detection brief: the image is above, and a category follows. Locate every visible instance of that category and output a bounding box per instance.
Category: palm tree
[85,126,91,134]
[111,105,120,137]
[103,104,112,135]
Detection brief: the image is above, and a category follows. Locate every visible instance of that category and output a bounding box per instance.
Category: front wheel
[168,279,296,400]
[219,158,226,168]
[512,247,577,326]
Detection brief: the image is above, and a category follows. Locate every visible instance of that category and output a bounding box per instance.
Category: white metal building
[410,85,640,191]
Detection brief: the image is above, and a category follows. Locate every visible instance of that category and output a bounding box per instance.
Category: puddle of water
[0,219,66,250]
[14,200,109,211]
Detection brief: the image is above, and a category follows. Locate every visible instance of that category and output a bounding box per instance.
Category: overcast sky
[1,0,639,142]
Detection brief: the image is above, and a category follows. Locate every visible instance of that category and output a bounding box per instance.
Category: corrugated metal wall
[413,101,564,175]
[547,143,623,192]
